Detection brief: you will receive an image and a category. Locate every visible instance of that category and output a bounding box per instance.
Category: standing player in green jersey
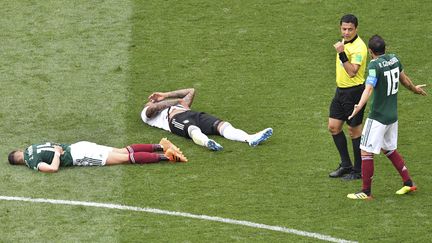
[346,35,427,200]
[8,139,187,173]
[328,14,368,180]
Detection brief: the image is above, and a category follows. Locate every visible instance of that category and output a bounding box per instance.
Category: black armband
[339,52,349,63]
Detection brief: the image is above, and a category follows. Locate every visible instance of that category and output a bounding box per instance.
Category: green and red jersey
[365,54,404,124]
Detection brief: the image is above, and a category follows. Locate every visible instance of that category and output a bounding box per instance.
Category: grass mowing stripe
[0,1,133,241]
[0,195,358,243]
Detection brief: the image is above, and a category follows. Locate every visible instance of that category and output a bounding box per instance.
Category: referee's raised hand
[333,40,344,53]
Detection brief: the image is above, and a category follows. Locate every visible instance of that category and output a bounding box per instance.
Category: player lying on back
[141,88,273,151]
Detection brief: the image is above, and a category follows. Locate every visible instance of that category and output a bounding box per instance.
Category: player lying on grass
[141,88,273,151]
[7,138,187,173]
[346,35,427,200]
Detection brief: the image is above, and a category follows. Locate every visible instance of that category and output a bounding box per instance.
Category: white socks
[188,125,210,147]
[219,122,250,143]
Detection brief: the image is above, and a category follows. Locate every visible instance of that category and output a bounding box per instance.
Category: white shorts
[70,141,113,166]
[360,118,398,154]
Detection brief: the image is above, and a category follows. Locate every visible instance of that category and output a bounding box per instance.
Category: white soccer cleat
[206,139,223,151]
[248,128,273,147]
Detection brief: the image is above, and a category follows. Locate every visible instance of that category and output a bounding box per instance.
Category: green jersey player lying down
[8,139,186,173]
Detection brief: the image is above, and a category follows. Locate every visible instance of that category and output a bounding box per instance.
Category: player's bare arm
[38,145,63,173]
[166,88,195,100]
[148,88,195,105]
[180,88,195,107]
[399,71,427,96]
[148,92,167,102]
[348,84,374,120]
[145,99,181,118]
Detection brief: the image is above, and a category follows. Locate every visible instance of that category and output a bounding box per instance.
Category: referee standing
[328,14,367,180]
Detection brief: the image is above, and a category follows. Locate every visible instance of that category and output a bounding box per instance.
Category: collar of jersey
[344,34,358,44]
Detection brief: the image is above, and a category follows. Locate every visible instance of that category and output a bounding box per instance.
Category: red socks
[362,150,412,194]
[361,155,374,193]
[386,150,411,183]
[126,144,165,164]
[126,144,162,153]
[129,152,162,164]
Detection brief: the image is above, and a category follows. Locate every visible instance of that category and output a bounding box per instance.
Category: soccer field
[1,0,431,242]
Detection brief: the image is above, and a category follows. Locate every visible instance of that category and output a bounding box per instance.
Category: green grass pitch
[1,0,431,242]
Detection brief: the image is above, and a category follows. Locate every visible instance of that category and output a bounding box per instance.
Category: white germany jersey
[141,106,171,132]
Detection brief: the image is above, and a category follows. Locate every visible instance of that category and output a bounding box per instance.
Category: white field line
[0,195,357,243]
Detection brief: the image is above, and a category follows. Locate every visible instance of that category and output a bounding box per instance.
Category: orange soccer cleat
[165,148,188,163]
[159,138,182,154]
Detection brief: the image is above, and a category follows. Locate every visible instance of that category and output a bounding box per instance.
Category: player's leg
[125,144,163,153]
[169,111,220,151]
[347,150,374,200]
[107,150,186,164]
[188,125,222,151]
[114,141,182,154]
[347,118,384,199]
[381,121,416,195]
[182,112,223,151]
[217,121,272,147]
[218,121,250,142]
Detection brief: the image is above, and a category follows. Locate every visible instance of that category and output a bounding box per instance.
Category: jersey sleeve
[365,62,378,87]
[350,46,366,65]
[396,55,404,72]
[25,158,41,171]
[141,106,150,122]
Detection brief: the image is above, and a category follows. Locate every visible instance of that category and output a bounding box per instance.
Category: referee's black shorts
[329,84,366,127]
[169,111,222,138]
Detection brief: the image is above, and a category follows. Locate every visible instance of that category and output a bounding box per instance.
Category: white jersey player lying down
[141,88,273,151]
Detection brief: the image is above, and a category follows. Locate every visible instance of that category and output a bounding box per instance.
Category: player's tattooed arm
[165,88,195,100]
[181,88,195,108]
[161,88,195,108]
[145,99,181,118]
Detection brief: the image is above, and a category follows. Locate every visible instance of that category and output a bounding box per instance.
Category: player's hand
[348,104,359,120]
[333,41,345,53]
[148,92,166,102]
[53,145,64,155]
[414,84,427,96]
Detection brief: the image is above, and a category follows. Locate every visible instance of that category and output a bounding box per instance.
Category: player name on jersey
[378,57,399,68]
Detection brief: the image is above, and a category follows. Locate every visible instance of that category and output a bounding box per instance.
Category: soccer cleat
[248,128,273,147]
[347,192,372,200]
[206,139,223,151]
[329,165,352,178]
[341,171,361,181]
[159,138,182,154]
[396,185,417,195]
[165,148,188,162]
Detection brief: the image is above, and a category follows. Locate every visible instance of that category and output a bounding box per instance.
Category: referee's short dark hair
[8,150,18,165]
[368,35,386,55]
[340,14,358,27]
